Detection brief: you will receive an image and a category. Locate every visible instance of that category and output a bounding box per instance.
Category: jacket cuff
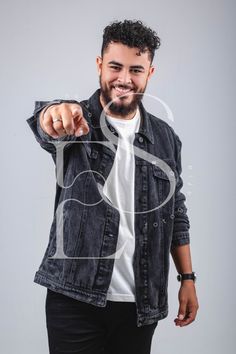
[171,232,190,249]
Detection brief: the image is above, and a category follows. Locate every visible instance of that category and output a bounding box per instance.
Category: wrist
[177,272,197,283]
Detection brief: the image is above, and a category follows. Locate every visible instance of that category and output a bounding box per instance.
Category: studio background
[1,0,235,353]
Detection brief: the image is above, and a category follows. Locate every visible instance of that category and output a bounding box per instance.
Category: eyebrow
[108,61,145,70]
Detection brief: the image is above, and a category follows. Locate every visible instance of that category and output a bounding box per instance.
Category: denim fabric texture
[26,89,190,327]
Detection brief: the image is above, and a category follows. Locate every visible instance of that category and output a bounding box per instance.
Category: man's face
[96,42,155,118]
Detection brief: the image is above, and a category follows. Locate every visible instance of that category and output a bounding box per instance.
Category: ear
[96,56,103,75]
[147,65,155,80]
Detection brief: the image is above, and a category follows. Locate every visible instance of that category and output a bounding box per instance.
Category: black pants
[46,289,158,354]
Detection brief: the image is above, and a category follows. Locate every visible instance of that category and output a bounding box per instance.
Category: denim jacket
[26,89,190,327]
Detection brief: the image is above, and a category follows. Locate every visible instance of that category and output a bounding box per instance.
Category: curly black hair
[101,20,161,63]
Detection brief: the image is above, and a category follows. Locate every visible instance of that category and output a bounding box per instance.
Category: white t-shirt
[103,109,141,302]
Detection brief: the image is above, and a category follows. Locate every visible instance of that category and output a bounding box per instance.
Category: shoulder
[148,112,182,150]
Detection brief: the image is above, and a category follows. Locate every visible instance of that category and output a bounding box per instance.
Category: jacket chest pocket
[91,147,115,183]
[152,160,176,214]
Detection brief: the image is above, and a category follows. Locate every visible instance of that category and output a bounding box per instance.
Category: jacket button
[142,223,148,233]
[141,166,147,172]
[153,222,158,228]
[138,136,144,143]
[88,112,92,118]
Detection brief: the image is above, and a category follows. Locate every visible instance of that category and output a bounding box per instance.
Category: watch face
[177,274,181,281]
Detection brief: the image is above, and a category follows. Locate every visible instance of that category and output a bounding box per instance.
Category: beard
[99,76,146,117]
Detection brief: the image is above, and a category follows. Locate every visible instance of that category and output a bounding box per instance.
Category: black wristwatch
[177,272,197,283]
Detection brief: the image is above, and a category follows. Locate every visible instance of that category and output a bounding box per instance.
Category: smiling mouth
[112,85,134,96]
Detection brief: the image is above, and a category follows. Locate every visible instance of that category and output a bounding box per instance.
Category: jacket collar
[82,89,154,144]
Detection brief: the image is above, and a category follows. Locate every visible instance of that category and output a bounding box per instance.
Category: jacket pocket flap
[152,159,176,180]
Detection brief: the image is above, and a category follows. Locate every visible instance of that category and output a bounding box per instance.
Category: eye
[110,66,120,71]
[130,69,143,74]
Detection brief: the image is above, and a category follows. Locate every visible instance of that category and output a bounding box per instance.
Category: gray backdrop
[1,0,235,353]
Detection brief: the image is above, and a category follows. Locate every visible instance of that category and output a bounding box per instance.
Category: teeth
[114,86,132,93]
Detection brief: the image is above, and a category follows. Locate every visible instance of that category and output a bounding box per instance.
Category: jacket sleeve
[26,100,80,155]
[171,133,190,249]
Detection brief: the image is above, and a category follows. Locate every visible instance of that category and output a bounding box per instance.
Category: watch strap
[177,272,196,282]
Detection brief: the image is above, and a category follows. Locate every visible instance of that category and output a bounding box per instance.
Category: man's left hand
[174,281,199,327]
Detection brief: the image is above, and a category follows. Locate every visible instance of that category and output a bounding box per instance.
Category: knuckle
[60,102,67,109]
[62,120,73,130]
[43,119,51,128]
[73,103,82,110]
[49,105,60,114]
[63,122,71,130]
[64,102,76,112]
[43,110,51,120]
[180,298,187,304]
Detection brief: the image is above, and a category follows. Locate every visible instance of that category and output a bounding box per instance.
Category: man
[27,20,199,354]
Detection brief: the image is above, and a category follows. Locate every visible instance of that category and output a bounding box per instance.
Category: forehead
[103,42,151,66]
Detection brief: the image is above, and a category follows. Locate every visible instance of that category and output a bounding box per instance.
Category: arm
[171,243,193,274]
[171,243,199,327]
[169,131,199,326]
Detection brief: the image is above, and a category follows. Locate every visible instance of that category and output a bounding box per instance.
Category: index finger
[180,307,198,326]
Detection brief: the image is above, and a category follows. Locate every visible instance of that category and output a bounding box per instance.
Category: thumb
[74,117,90,137]
[178,301,187,320]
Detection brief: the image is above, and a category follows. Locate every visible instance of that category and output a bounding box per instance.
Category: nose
[117,69,132,85]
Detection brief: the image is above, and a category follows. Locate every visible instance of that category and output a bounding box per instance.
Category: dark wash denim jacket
[26,89,190,327]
